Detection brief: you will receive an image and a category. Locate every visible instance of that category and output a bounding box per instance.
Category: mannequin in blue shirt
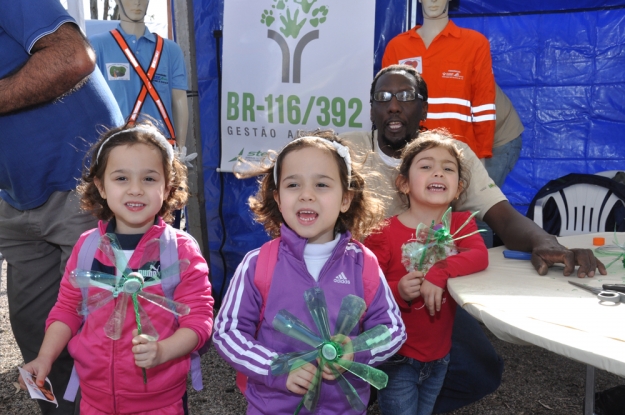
[90,0,189,146]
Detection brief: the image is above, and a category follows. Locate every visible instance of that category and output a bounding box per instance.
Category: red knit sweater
[365,211,488,361]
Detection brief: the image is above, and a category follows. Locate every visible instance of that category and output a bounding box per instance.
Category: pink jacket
[47,218,213,413]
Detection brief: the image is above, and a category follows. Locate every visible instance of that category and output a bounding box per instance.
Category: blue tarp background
[193,0,625,305]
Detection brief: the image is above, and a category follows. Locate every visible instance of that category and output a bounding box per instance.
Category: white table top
[447,232,625,378]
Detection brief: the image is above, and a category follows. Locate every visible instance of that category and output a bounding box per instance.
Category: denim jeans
[432,307,504,413]
[484,135,523,188]
[475,219,494,248]
[378,352,450,415]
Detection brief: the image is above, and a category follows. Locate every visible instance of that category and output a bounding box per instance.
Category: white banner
[220,0,375,171]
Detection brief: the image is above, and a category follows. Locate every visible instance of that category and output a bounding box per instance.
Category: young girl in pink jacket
[19,122,214,414]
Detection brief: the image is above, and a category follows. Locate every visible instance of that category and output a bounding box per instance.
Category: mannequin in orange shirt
[417,0,450,48]
[382,0,496,161]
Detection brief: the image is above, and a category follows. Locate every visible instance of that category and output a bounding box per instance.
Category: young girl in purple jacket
[213,130,406,415]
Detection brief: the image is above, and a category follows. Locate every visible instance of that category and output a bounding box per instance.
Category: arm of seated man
[484,200,607,278]
[455,139,606,278]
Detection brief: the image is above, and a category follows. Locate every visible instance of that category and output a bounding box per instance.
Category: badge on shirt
[106,63,130,80]
[153,73,169,84]
[443,69,464,80]
[399,56,422,73]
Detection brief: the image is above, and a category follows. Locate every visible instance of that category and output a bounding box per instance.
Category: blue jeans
[484,135,523,188]
[432,307,504,413]
[378,352,450,415]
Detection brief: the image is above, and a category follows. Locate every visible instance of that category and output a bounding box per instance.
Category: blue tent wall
[446,6,625,212]
[194,0,625,305]
[451,1,625,14]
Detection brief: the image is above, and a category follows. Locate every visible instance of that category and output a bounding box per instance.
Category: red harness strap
[110,29,176,142]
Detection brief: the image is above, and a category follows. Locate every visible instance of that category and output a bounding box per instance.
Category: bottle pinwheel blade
[401,207,483,273]
[270,287,392,414]
[594,230,625,271]
[68,234,190,382]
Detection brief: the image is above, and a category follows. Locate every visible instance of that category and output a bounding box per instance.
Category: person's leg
[0,251,3,291]
[182,391,189,415]
[172,209,182,229]
[483,135,522,248]
[44,190,99,269]
[182,205,188,232]
[416,353,450,415]
[432,308,504,414]
[475,219,493,248]
[0,191,95,415]
[484,135,522,188]
[377,354,420,415]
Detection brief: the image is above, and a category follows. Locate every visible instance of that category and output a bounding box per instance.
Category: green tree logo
[260,0,329,83]
[229,148,245,162]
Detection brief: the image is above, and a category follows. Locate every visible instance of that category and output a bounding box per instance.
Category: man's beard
[379,131,416,151]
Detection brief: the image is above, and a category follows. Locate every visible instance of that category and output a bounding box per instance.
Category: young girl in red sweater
[364,129,488,415]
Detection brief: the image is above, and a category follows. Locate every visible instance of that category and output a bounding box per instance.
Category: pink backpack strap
[255,237,281,326]
[236,237,280,395]
[353,240,380,308]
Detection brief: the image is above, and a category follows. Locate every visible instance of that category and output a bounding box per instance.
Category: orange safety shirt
[382,21,496,158]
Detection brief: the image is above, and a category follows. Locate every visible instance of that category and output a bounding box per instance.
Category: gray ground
[1,260,622,414]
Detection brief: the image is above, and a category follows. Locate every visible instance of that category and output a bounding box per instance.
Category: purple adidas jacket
[213,225,406,415]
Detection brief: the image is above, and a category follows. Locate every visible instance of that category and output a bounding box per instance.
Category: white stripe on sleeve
[368,267,406,365]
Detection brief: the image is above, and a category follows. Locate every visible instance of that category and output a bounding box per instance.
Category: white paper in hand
[19,367,58,407]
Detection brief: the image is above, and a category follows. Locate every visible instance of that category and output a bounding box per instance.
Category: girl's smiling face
[273,146,352,244]
[95,143,171,234]
[401,146,461,209]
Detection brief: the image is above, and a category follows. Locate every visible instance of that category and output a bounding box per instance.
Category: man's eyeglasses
[372,90,423,102]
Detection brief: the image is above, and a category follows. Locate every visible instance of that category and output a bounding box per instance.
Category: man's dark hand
[531,245,607,278]
[484,201,608,278]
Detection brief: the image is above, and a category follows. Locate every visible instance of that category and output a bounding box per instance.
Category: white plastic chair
[594,170,621,179]
[533,181,625,236]
[533,172,625,415]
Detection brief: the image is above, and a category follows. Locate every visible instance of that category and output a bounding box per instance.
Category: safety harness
[110,29,176,144]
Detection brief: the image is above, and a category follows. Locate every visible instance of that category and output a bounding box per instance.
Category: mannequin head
[117,0,150,23]
[419,0,449,20]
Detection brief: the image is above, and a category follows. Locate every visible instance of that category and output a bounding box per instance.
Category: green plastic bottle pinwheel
[270,287,392,414]
[69,234,190,383]
[594,230,625,270]
[401,207,484,273]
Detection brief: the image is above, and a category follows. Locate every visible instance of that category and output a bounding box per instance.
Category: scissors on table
[568,281,625,304]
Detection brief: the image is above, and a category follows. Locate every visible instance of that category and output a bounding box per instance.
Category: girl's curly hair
[396,128,471,209]
[239,130,385,241]
[77,121,188,223]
